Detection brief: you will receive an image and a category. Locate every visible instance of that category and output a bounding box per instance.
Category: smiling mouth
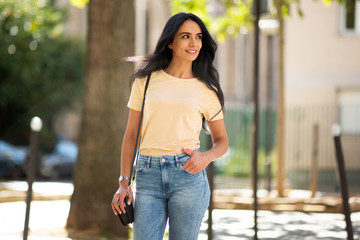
[186,50,197,54]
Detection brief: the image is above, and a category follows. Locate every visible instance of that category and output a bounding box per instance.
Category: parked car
[40,140,78,179]
[0,140,28,178]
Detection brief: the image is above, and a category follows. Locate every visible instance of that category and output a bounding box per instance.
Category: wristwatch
[118,176,130,182]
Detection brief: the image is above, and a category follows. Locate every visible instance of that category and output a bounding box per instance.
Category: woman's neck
[164,61,194,79]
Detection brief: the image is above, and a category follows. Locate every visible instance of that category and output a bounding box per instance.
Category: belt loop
[175,155,179,168]
[146,156,151,168]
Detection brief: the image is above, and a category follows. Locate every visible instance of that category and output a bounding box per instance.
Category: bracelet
[118,176,130,182]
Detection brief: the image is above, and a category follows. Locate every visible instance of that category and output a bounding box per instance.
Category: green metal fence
[201,105,360,194]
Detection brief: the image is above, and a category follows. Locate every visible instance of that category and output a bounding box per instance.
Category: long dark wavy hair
[131,12,224,119]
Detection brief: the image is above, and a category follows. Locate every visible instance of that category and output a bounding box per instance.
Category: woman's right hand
[111,183,133,215]
[112,109,139,215]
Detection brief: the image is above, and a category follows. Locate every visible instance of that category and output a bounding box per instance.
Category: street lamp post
[259,18,279,194]
[252,0,261,238]
[251,1,274,238]
[23,116,42,240]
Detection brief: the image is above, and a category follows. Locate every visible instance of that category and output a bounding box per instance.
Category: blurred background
[1,0,359,239]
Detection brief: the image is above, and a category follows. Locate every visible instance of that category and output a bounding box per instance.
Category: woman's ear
[168,42,172,49]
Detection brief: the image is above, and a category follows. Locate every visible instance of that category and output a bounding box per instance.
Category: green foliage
[0,0,85,145]
[170,0,353,41]
[212,1,253,42]
[273,0,304,18]
[169,0,211,25]
[169,0,253,42]
[70,0,89,9]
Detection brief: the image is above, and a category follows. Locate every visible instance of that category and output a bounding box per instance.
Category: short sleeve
[200,89,224,122]
[127,78,144,111]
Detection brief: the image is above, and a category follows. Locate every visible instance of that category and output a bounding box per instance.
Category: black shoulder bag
[118,73,151,226]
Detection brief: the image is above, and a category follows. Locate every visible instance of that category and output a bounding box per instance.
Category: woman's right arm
[111,109,141,215]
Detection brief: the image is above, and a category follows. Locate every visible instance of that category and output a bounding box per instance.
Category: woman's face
[168,20,202,63]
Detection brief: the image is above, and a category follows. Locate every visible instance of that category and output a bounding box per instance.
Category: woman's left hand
[182,148,210,174]
[182,119,229,174]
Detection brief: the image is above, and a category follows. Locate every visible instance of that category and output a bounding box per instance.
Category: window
[340,0,360,35]
[338,90,360,134]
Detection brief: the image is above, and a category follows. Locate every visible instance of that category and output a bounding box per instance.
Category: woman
[111,12,228,240]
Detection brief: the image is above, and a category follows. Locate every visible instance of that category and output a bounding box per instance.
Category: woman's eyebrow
[179,32,202,35]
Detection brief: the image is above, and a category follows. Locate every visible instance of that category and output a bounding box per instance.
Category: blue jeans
[133,152,210,240]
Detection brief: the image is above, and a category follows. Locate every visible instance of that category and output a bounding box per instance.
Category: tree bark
[66,0,134,237]
[275,0,285,197]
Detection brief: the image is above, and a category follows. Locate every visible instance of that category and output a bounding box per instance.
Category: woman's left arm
[182,119,228,174]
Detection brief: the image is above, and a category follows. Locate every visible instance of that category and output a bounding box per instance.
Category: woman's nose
[189,37,196,46]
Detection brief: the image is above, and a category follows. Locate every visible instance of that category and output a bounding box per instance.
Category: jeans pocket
[135,162,147,176]
[179,161,199,176]
[181,167,197,176]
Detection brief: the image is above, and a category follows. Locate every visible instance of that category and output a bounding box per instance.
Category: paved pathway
[1,199,360,240]
[199,209,360,240]
[1,181,360,240]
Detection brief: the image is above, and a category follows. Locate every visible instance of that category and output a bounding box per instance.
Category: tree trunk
[66,0,134,238]
[275,0,285,197]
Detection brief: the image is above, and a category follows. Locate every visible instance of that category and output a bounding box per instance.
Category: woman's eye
[182,35,189,39]
[196,35,202,39]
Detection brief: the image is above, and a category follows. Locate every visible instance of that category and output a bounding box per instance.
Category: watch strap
[119,176,130,182]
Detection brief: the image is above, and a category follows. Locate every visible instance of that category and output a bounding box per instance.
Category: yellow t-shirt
[127,70,223,157]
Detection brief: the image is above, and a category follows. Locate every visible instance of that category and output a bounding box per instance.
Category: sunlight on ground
[0,200,70,239]
[0,199,359,240]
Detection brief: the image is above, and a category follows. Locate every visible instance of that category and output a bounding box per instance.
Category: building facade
[284,0,360,192]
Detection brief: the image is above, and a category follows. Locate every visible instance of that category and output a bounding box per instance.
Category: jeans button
[162,158,166,163]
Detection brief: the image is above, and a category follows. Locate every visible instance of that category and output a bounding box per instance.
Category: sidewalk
[1,181,359,240]
[0,181,72,240]
[0,181,73,203]
[214,188,360,213]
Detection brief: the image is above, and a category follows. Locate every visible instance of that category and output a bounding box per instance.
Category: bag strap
[128,73,151,186]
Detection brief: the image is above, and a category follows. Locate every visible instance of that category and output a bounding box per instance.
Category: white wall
[285,0,360,107]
